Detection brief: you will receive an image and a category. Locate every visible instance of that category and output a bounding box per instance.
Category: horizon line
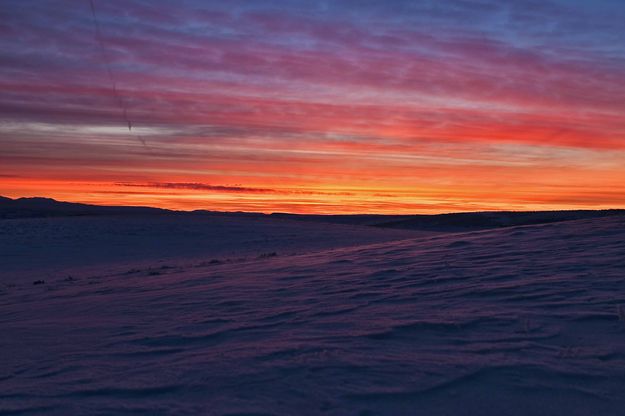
[3,194,625,217]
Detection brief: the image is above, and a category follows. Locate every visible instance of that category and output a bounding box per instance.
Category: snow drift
[1,215,625,415]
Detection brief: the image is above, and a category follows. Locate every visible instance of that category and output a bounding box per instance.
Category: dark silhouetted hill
[0,197,169,219]
[369,210,625,231]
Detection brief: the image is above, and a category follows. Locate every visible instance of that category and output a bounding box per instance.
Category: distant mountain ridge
[0,196,169,219]
[1,196,624,231]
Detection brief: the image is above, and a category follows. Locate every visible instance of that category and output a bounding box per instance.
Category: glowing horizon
[2,0,625,214]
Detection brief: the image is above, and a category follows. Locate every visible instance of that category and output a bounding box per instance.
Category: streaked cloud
[1,0,624,212]
[117,182,277,194]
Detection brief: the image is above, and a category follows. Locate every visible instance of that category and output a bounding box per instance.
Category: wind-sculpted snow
[0,214,419,285]
[1,216,625,415]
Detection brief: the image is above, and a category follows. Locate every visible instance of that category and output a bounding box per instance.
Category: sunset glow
[2,0,625,213]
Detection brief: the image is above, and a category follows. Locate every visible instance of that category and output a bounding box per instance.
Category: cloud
[116,182,276,193]
[116,182,355,197]
[2,0,625,212]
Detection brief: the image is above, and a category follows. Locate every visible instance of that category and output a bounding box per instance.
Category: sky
[1,0,625,214]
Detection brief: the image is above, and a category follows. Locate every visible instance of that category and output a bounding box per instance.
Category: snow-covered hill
[0,214,420,285]
[2,215,625,415]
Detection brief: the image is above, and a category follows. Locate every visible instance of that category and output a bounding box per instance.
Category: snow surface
[1,215,625,415]
[0,214,420,285]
